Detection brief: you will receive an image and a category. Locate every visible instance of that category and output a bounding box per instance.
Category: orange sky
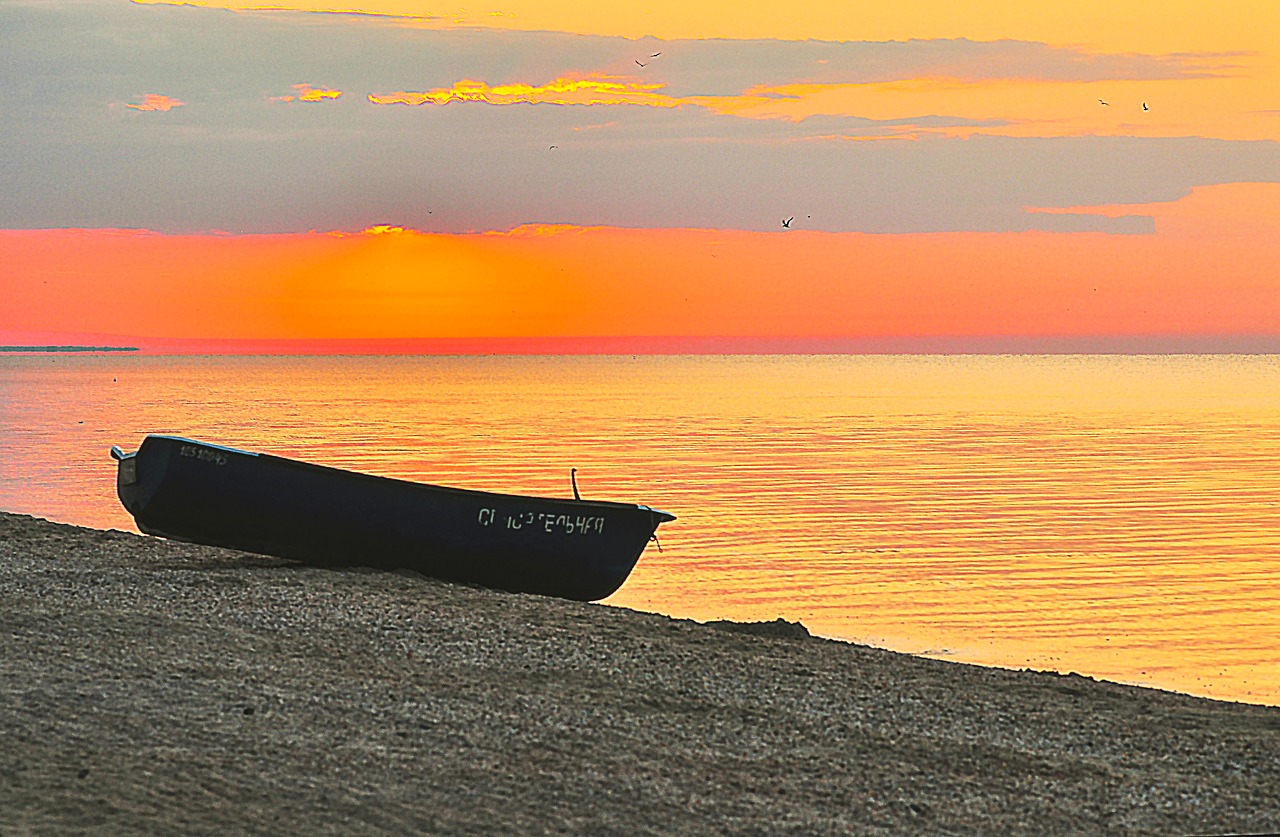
[4,1,1279,351]
[4,183,1277,350]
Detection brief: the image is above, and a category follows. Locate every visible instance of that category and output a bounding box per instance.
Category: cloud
[269,83,343,103]
[2,1,1278,234]
[649,38,1242,98]
[4,3,1238,104]
[6,94,1276,234]
[125,93,185,111]
[369,77,670,107]
[1021,211,1155,235]
[361,75,1013,140]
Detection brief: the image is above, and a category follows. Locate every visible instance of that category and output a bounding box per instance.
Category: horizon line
[4,334,1280,356]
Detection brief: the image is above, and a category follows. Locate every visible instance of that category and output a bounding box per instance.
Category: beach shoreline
[3,510,1278,834]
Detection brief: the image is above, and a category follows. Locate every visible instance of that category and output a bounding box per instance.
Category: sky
[2,0,1279,351]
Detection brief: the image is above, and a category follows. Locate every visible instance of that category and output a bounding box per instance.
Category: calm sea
[2,354,1278,704]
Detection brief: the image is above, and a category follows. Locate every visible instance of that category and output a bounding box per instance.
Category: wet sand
[3,510,1279,835]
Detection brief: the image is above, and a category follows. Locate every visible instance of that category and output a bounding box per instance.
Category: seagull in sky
[549,145,558,149]
[1143,102,1149,111]
[635,59,647,67]
[651,52,662,57]
[1098,99,1109,106]
[782,217,793,228]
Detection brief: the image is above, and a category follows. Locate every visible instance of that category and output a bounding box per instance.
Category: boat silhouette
[111,435,674,601]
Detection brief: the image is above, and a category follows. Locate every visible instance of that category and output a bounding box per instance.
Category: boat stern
[110,442,150,519]
[111,444,137,485]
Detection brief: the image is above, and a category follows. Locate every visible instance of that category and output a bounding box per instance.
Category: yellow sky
[141,0,1278,52]
[140,0,1280,142]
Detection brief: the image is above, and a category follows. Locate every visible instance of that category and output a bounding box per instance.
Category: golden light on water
[3,354,1278,703]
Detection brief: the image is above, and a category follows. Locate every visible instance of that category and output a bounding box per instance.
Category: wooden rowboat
[111,435,675,601]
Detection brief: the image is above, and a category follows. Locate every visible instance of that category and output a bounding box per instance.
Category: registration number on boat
[179,444,228,465]
[477,507,605,535]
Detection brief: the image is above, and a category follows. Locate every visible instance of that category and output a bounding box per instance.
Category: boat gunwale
[134,434,676,521]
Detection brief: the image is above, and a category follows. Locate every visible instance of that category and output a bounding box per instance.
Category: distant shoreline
[0,345,140,353]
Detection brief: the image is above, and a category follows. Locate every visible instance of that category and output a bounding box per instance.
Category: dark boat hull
[112,435,674,601]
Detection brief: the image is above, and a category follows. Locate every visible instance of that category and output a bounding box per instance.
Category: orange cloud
[364,72,1259,142]
[363,75,937,135]
[300,86,341,102]
[691,73,1280,140]
[369,76,671,107]
[270,83,343,103]
[125,94,185,112]
[364,75,880,122]
[1032,181,1280,239]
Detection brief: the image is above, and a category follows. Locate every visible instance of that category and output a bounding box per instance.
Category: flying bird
[782,217,793,228]
[1143,102,1149,111]
[651,52,662,57]
[1098,99,1109,106]
[549,145,558,149]
[635,59,647,67]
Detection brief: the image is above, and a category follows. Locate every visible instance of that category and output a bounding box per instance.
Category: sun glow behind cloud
[3,185,1277,349]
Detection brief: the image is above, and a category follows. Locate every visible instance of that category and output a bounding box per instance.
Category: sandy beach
[2,510,1278,835]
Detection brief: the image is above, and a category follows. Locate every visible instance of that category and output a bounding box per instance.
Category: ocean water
[2,353,1278,704]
